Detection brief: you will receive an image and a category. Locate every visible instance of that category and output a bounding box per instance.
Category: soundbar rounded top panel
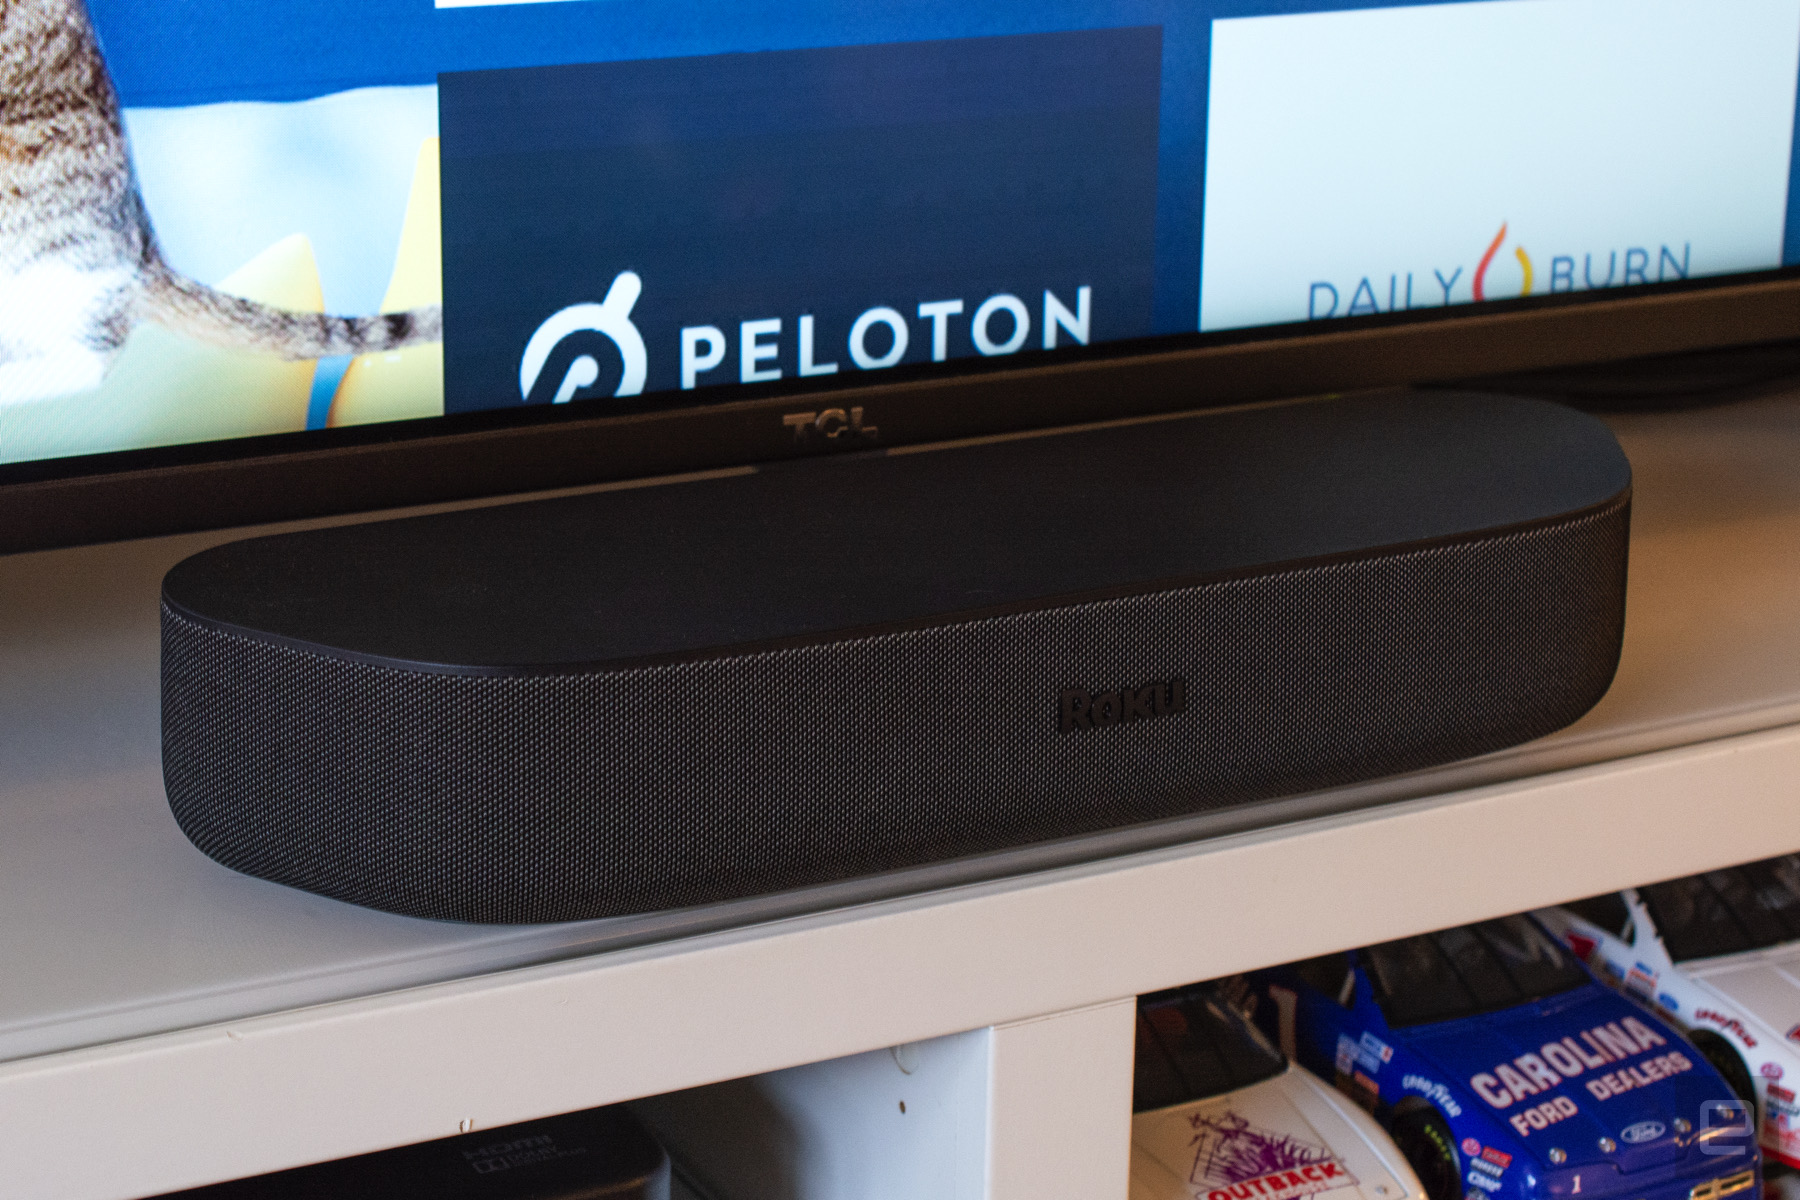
[162,391,1631,923]
[164,392,1628,672]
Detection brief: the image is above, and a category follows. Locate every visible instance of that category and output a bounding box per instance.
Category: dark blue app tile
[439,27,1162,414]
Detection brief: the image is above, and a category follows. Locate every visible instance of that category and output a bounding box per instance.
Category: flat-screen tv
[4,0,1797,551]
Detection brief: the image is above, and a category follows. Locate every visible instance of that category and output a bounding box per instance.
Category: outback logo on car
[1620,1121,1666,1144]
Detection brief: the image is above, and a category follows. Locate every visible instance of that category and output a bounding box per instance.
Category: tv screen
[4,0,1797,546]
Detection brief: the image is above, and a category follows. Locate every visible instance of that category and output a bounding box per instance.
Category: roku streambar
[160,390,1630,923]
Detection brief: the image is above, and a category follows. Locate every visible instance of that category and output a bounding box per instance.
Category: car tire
[1391,1105,1462,1200]
[1688,1029,1758,1121]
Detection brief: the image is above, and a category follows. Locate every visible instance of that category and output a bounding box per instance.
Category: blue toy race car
[1244,915,1760,1200]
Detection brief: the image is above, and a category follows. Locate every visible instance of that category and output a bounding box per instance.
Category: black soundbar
[161,390,1630,923]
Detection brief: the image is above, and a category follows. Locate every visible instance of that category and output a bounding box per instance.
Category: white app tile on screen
[1198,0,1800,331]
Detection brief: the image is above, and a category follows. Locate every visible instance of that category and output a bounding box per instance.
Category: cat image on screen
[0,0,442,404]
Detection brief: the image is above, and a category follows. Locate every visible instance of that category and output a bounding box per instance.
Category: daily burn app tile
[438,28,1161,413]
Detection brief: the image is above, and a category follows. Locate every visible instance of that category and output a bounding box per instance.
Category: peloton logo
[518,273,1095,404]
[1058,678,1187,734]
[519,271,648,404]
[1306,224,1694,320]
[677,286,1094,390]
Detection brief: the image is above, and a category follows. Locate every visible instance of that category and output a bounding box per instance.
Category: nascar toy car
[1133,982,1429,1200]
[1244,915,1760,1200]
[1537,852,1800,1175]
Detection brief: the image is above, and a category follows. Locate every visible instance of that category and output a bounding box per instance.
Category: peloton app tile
[1198,0,1800,332]
[438,29,1161,413]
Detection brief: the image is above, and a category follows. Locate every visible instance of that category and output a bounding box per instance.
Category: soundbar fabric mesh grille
[163,497,1627,923]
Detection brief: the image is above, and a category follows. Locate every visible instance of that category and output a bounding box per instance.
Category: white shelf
[3,390,1800,1198]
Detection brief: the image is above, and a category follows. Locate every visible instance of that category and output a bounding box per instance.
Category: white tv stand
[3,391,1799,1199]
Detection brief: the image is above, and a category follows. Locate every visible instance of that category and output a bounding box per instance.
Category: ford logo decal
[1620,1121,1665,1145]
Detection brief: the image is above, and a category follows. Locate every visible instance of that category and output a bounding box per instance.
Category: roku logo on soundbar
[1058,679,1187,734]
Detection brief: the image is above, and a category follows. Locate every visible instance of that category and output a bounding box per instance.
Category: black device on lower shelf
[153,1105,668,1198]
[159,389,1631,923]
